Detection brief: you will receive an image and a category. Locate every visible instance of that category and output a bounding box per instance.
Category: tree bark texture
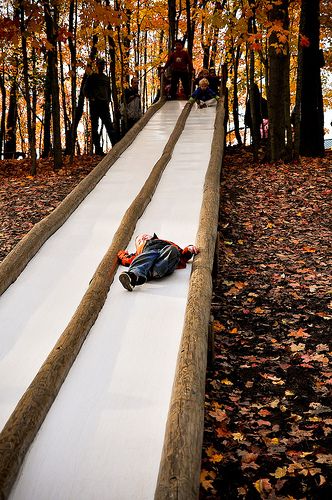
[19,1,37,175]
[299,0,325,157]
[44,0,63,170]
[267,0,289,161]
[0,74,5,157]
[168,0,176,51]
[4,77,17,159]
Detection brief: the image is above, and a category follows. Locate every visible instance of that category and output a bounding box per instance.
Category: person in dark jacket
[244,83,268,140]
[208,68,221,94]
[162,40,193,100]
[117,233,199,291]
[189,78,220,108]
[84,59,118,155]
[123,77,142,132]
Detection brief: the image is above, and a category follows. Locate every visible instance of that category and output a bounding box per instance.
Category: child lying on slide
[117,233,199,291]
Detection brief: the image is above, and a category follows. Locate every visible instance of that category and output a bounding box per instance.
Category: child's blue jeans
[128,245,180,281]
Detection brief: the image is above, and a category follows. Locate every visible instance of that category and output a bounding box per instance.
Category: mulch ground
[0,148,331,499]
[200,147,332,499]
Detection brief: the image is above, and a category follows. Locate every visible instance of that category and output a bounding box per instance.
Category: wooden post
[155,98,225,500]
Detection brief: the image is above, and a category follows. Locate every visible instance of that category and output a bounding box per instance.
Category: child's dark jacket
[117,237,195,269]
[190,86,217,102]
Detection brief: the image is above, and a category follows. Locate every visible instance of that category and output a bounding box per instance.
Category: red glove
[183,245,199,255]
[117,250,129,260]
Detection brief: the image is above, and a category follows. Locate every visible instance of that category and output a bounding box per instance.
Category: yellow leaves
[205,445,224,463]
[289,342,306,352]
[210,453,224,463]
[220,378,233,385]
[316,454,332,465]
[232,432,245,441]
[271,466,287,478]
[200,469,216,491]
[260,373,284,385]
[253,478,272,495]
[212,320,225,332]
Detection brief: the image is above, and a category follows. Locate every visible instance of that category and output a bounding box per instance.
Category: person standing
[84,59,118,155]
[162,40,193,100]
[244,83,268,141]
[123,77,142,132]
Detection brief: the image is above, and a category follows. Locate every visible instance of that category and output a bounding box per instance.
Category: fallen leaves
[200,148,332,499]
[0,155,98,262]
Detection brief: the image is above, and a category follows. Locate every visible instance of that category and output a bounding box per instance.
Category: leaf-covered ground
[200,147,332,499]
[0,156,99,262]
[0,149,331,499]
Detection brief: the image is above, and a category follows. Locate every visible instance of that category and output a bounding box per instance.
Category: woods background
[0,0,331,173]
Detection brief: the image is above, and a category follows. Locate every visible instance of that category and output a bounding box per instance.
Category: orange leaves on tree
[300,34,310,47]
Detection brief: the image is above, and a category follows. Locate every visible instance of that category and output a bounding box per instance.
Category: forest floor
[200,147,332,499]
[0,147,331,499]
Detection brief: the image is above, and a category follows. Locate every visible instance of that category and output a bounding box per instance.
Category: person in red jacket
[162,40,193,100]
[117,233,199,291]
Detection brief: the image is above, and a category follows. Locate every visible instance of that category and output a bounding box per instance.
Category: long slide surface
[0,101,217,499]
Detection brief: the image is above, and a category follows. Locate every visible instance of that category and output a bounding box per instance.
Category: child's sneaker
[119,271,136,291]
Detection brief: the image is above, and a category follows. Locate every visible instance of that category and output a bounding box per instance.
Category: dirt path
[200,147,332,499]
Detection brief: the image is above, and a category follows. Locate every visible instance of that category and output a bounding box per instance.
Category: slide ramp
[0,100,224,499]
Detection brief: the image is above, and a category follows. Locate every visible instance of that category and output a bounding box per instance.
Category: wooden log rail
[155,98,225,499]
[0,100,193,500]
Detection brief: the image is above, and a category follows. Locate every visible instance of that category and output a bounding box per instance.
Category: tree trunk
[267,0,289,161]
[19,1,37,175]
[42,63,52,158]
[4,76,17,159]
[0,73,5,158]
[168,0,176,51]
[73,34,98,148]
[299,0,324,157]
[186,0,198,60]
[67,0,77,160]
[59,41,71,155]
[31,47,38,159]
[108,35,121,137]
[44,0,62,170]
[293,5,305,161]
[233,46,242,146]
[248,3,260,160]
[4,10,20,159]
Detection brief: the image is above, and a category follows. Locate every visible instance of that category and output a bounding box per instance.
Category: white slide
[1,102,217,499]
